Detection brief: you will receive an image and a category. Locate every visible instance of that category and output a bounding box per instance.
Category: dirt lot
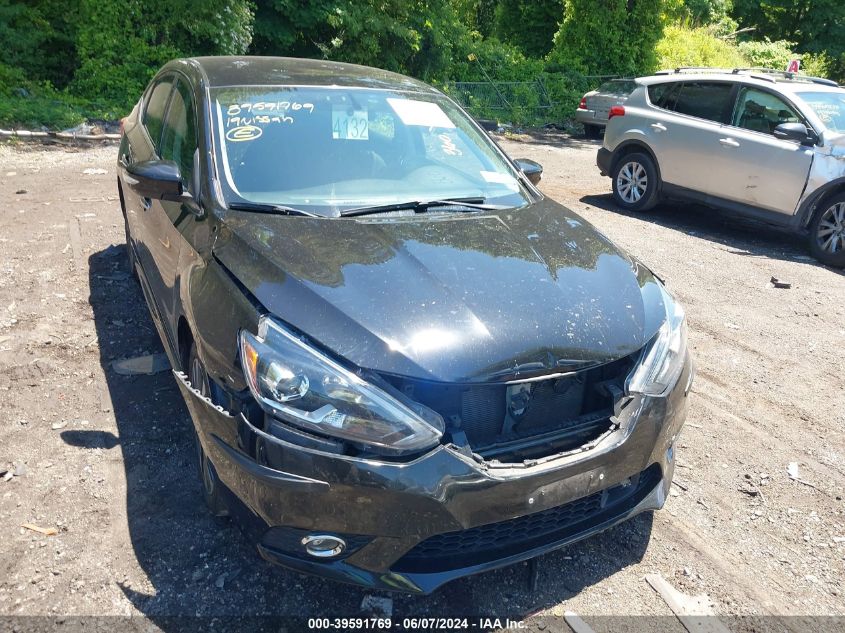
[0,133,843,631]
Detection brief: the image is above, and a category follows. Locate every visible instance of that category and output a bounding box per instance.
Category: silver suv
[598,68,845,266]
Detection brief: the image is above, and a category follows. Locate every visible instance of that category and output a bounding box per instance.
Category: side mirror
[125,160,184,200]
[774,122,818,146]
[515,158,543,185]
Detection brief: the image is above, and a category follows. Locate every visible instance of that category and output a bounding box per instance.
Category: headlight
[239,316,443,454]
[627,284,687,396]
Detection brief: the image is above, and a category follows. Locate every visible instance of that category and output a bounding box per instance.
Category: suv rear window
[597,80,636,95]
[650,81,734,124]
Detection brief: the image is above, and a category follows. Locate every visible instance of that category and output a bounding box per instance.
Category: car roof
[637,70,842,93]
[174,56,439,94]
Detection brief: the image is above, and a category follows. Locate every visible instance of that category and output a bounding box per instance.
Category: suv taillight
[578,97,587,110]
[608,105,625,119]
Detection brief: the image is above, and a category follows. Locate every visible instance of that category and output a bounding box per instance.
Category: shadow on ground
[582,193,844,275]
[494,129,601,151]
[73,244,655,628]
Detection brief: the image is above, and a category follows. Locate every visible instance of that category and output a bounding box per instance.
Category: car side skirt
[660,183,804,231]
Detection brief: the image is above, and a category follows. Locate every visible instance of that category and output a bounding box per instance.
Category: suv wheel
[612,152,660,212]
[188,342,229,517]
[809,195,845,267]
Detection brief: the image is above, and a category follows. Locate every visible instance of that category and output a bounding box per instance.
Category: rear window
[647,82,678,107]
[597,80,636,95]
[649,81,734,124]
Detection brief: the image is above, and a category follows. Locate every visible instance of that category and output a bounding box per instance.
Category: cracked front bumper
[173,356,692,594]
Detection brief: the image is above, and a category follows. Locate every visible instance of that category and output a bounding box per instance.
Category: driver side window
[160,78,197,189]
[732,87,802,136]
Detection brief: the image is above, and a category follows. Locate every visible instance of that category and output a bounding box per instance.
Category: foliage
[655,24,747,69]
[72,0,254,113]
[0,0,81,89]
[548,0,665,77]
[447,37,545,82]
[0,64,87,129]
[800,52,832,78]
[737,38,794,70]
[2,0,845,130]
[250,0,469,82]
[494,0,564,58]
[442,36,549,123]
[664,0,733,26]
[453,0,499,38]
[731,0,845,81]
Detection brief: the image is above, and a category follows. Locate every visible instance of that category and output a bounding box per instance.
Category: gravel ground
[0,134,843,631]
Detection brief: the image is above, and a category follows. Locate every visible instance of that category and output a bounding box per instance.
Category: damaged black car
[117,56,693,594]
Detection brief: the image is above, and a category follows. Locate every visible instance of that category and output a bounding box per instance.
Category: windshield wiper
[227,201,319,217]
[340,197,503,217]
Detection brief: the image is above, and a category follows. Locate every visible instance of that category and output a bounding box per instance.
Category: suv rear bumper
[597,147,613,176]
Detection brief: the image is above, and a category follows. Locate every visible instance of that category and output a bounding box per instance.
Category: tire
[187,342,229,517]
[808,194,845,268]
[584,124,602,140]
[611,152,661,212]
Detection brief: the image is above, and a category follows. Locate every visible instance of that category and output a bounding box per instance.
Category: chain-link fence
[443,73,621,127]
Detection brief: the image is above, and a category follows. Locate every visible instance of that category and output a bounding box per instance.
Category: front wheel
[188,342,229,517]
[808,195,845,267]
[611,152,660,212]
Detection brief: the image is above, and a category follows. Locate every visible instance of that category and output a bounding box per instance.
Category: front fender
[181,253,260,391]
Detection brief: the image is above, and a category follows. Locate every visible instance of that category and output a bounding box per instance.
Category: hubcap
[617,161,648,204]
[817,202,845,254]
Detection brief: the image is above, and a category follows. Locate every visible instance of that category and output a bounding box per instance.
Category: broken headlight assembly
[239,316,444,455]
[627,284,687,397]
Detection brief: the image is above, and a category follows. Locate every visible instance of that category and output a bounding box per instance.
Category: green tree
[250,0,473,82]
[548,0,665,76]
[0,0,81,89]
[655,24,746,69]
[731,0,845,79]
[452,0,498,38]
[676,0,733,25]
[494,0,564,57]
[72,0,254,112]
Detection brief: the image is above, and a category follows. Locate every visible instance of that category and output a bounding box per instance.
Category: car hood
[212,199,667,383]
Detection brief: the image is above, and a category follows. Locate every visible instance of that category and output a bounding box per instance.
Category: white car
[598,68,845,266]
[575,79,636,138]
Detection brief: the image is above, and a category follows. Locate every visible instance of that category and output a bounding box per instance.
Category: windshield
[797,91,845,132]
[211,86,530,216]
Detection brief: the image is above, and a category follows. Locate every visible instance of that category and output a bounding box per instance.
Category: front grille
[393,464,661,573]
[384,352,637,461]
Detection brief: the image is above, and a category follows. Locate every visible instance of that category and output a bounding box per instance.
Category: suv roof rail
[654,67,733,75]
[731,67,839,87]
[653,66,839,87]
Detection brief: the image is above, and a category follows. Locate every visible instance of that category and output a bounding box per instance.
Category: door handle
[719,137,740,148]
[141,197,152,210]
[650,123,667,132]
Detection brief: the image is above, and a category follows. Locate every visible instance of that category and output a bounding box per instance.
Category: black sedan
[117,56,693,594]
